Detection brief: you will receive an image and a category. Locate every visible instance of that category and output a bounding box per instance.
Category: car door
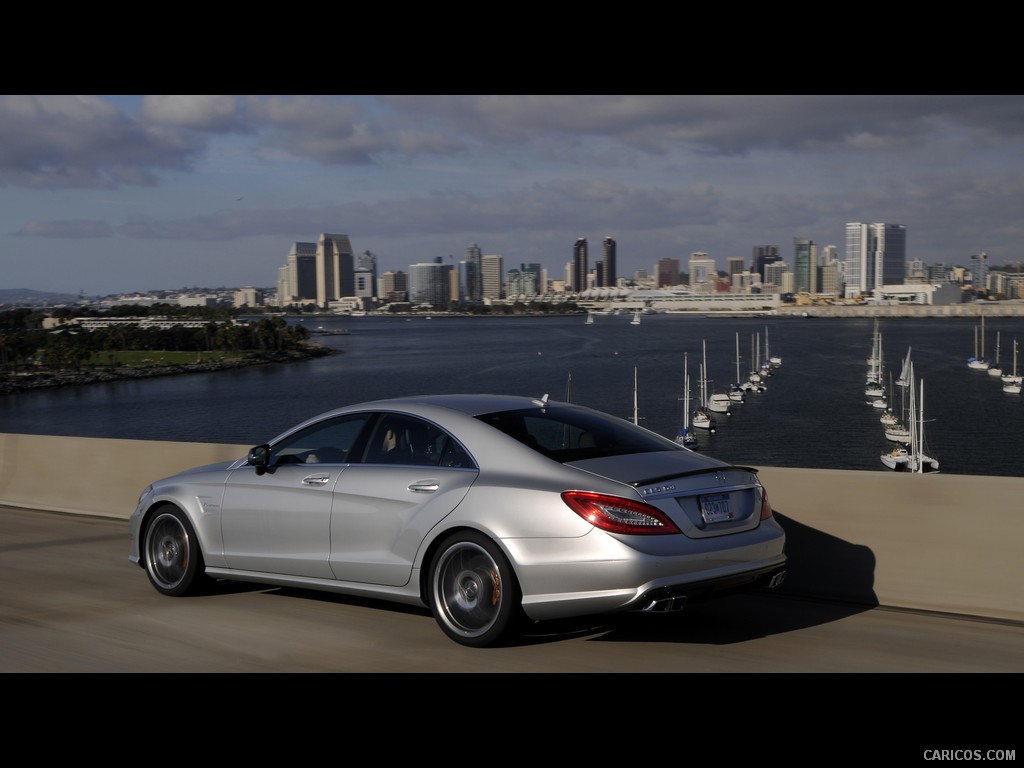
[219,413,372,578]
[328,414,478,586]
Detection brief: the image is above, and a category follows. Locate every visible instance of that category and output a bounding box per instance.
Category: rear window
[476,405,679,462]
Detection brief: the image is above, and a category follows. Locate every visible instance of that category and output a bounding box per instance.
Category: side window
[363,414,472,468]
[271,413,372,465]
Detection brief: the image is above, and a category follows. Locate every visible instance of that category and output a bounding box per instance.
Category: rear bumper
[632,561,788,614]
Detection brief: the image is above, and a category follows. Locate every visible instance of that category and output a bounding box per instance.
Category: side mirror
[248,444,271,476]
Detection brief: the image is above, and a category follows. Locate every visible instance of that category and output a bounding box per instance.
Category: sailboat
[746,333,767,391]
[988,331,1003,377]
[585,312,594,326]
[692,359,716,432]
[729,332,746,402]
[674,352,699,448]
[1003,339,1021,394]
[884,363,938,472]
[907,373,939,473]
[766,326,782,368]
[896,346,912,388]
[968,314,990,370]
[626,366,634,428]
[630,309,641,326]
[703,340,732,415]
[865,321,885,399]
[883,372,911,443]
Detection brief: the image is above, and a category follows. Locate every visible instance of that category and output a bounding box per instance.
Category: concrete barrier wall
[1,432,1020,623]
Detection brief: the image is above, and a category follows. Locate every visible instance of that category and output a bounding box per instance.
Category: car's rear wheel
[143,506,209,596]
[429,531,522,647]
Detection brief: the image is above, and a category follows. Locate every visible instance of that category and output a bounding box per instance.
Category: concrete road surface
[2,505,1021,674]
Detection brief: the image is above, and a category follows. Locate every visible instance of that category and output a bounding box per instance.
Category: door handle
[408,480,439,493]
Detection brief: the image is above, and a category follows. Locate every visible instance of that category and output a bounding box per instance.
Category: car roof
[350,393,563,417]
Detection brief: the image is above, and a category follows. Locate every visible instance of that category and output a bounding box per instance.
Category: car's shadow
[200,511,879,647]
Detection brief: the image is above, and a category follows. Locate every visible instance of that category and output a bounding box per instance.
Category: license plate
[700,492,733,523]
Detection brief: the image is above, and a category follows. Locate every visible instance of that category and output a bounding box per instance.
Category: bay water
[3,313,1023,477]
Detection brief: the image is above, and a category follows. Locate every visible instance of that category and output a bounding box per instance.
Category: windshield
[476,405,681,463]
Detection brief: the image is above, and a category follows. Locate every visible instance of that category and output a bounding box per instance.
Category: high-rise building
[727,256,745,283]
[793,238,817,294]
[655,258,680,287]
[464,243,483,302]
[381,270,408,302]
[315,233,355,307]
[970,252,989,292]
[572,237,588,293]
[356,251,378,298]
[820,245,841,296]
[688,252,717,292]
[752,245,781,282]
[843,223,906,299]
[277,241,317,305]
[409,260,453,308]
[598,236,617,288]
[482,254,504,299]
[764,261,789,292]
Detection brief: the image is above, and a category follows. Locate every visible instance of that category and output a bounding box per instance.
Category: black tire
[142,506,210,597]
[429,531,523,647]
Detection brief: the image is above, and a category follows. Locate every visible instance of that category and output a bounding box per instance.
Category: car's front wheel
[429,531,522,647]
[142,506,210,596]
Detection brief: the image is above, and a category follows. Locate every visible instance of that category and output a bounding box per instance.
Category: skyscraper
[752,245,781,282]
[277,241,317,305]
[600,236,617,287]
[844,223,906,299]
[315,233,354,307]
[409,260,453,307]
[481,254,504,299]
[381,270,408,302]
[572,237,588,293]
[688,252,716,292]
[793,238,817,294]
[465,243,483,302]
[655,257,680,287]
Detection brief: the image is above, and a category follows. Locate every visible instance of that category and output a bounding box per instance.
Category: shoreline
[0,344,333,395]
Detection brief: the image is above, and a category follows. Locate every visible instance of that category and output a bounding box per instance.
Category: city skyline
[3,95,1023,296]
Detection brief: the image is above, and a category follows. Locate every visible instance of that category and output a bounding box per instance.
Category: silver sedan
[129,393,787,647]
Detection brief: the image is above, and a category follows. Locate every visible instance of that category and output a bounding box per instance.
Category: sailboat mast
[684,353,690,429]
[735,332,741,384]
[633,366,639,426]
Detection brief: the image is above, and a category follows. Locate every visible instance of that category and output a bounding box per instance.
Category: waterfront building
[752,245,782,282]
[464,243,483,302]
[506,267,539,299]
[353,268,375,309]
[727,257,745,285]
[233,286,264,308]
[970,252,989,293]
[688,252,717,293]
[409,260,453,308]
[572,237,588,293]
[276,241,317,306]
[356,251,379,301]
[597,236,617,288]
[315,233,355,308]
[843,223,906,299]
[763,261,789,294]
[381,270,408,303]
[793,238,817,295]
[655,258,680,288]
[481,254,504,300]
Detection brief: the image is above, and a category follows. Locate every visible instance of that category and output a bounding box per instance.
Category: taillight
[561,491,681,535]
[759,485,773,520]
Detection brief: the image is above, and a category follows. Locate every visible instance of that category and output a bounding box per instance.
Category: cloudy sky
[3,94,1023,297]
